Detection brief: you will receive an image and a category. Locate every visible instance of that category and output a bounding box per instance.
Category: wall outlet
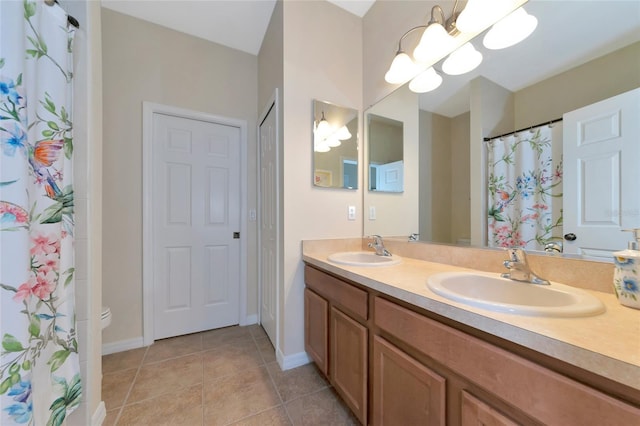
[249,209,257,221]
[369,206,376,220]
[348,205,356,221]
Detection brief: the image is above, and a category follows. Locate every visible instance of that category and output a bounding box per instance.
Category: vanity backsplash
[380,239,614,294]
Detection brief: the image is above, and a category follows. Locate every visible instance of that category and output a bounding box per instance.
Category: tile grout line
[111,344,150,426]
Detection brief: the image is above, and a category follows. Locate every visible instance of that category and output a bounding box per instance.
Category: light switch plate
[348,205,356,221]
[369,206,376,220]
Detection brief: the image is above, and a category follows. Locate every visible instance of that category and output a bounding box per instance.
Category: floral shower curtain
[1,1,81,424]
[487,124,563,251]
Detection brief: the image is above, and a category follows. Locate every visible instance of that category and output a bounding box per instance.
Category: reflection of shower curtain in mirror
[487,124,563,250]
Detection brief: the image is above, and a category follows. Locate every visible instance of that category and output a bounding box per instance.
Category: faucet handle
[369,235,383,244]
[505,247,526,262]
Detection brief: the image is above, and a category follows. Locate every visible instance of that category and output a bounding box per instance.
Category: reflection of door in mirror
[563,88,640,261]
[368,114,403,192]
[312,100,359,190]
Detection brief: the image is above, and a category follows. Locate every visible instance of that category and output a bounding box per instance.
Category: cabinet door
[304,288,328,376]
[331,306,368,425]
[372,336,446,426]
[461,391,519,426]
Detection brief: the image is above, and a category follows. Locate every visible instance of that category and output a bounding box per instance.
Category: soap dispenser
[613,229,640,309]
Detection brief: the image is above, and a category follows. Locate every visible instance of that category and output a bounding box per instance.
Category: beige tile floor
[102,325,359,425]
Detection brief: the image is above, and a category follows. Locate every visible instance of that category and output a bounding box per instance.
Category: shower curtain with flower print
[487,124,563,251]
[0,1,81,424]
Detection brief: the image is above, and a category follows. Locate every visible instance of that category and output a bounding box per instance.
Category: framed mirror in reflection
[363,0,640,260]
[368,114,403,192]
[312,99,359,190]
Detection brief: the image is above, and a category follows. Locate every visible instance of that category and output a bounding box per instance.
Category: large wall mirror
[313,99,359,189]
[363,0,640,260]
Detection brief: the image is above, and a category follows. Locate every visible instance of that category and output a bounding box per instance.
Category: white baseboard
[277,348,311,371]
[92,401,106,426]
[241,314,258,326]
[102,337,146,355]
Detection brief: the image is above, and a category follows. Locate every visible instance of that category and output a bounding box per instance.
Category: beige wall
[101,9,258,346]
[450,112,470,244]
[418,111,470,245]
[419,110,451,242]
[280,0,363,358]
[514,42,640,129]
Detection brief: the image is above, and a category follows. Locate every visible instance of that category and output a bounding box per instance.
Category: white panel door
[259,103,278,347]
[563,88,640,259]
[153,113,241,339]
[376,160,404,192]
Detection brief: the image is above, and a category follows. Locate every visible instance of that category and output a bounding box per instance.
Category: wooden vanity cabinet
[304,265,640,425]
[304,266,368,425]
[374,295,640,426]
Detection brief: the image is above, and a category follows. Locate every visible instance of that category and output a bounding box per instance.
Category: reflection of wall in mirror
[368,115,403,165]
[419,111,471,245]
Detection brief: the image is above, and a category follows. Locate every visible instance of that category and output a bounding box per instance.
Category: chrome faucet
[501,248,550,285]
[368,235,391,256]
[544,242,563,253]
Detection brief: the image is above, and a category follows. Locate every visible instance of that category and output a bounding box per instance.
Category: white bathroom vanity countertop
[302,242,640,392]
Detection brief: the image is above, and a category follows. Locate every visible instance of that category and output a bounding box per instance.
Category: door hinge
[233,232,240,239]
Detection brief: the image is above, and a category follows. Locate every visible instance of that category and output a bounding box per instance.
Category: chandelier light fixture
[384,0,535,93]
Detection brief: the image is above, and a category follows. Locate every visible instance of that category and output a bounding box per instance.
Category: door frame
[257,89,280,352]
[142,102,248,346]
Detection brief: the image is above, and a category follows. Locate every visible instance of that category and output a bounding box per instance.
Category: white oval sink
[328,251,402,267]
[427,271,605,317]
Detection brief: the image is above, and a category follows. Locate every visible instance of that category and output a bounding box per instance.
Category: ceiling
[100,0,376,55]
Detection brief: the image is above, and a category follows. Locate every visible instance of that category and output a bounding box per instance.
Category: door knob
[564,233,577,241]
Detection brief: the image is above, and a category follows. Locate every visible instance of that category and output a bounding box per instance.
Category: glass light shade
[442,43,483,75]
[314,138,330,152]
[483,7,538,50]
[384,51,417,84]
[413,23,456,64]
[409,67,443,93]
[315,118,332,141]
[335,125,352,140]
[456,0,512,34]
[326,135,342,148]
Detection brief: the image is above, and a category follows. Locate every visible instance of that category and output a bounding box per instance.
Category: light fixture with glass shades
[442,42,483,75]
[384,0,534,94]
[409,67,443,93]
[314,111,353,153]
[483,7,538,50]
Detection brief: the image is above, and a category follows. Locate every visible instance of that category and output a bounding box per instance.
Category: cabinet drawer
[304,265,368,321]
[374,296,640,425]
